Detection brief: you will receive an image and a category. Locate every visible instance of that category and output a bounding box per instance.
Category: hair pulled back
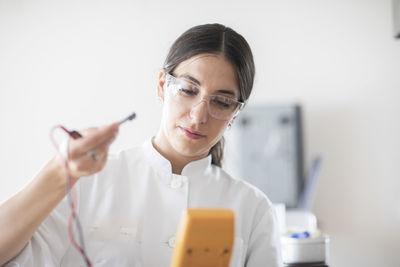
[163,23,255,167]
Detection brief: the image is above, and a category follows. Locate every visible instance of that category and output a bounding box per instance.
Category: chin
[173,138,209,158]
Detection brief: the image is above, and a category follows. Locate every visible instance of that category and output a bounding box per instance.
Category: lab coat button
[168,236,175,248]
[170,179,182,189]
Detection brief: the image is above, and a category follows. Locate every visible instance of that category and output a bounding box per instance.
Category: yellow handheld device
[170,209,235,267]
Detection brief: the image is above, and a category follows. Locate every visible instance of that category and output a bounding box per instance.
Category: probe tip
[119,112,136,125]
[127,112,136,120]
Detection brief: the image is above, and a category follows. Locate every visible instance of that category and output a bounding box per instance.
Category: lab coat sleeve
[245,205,283,267]
[4,196,71,267]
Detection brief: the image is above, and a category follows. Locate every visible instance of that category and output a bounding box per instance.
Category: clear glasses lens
[165,73,243,120]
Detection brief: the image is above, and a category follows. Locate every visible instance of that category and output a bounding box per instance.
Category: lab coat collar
[181,153,212,177]
[142,137,213,179]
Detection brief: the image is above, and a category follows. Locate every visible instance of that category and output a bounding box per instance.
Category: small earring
[227,123,232,130]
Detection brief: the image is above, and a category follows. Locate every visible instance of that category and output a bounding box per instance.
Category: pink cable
[50,125,92,267]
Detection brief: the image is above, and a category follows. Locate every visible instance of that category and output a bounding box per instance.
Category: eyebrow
[178,74,238,98]
[179,74,201,85]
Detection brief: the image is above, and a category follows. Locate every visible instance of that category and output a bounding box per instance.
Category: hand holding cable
[53,112,136,182]
[50,112,136,267]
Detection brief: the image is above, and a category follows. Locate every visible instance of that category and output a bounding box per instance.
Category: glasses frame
[164,73,245,121]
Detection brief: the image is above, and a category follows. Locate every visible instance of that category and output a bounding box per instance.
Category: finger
[69,135,114,176]
[86,139,113,162]
[69,122,119,158]
[76,123,119,149]
[69,147,110,177]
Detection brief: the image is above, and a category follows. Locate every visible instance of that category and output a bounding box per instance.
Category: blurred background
[0,0,399,266]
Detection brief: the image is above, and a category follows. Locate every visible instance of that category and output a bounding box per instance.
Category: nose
[189,100,208,124]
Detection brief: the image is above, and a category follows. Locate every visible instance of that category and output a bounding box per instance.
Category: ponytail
[209,136,225,167]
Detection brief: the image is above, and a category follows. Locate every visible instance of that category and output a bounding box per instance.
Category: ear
[157,71,166,102]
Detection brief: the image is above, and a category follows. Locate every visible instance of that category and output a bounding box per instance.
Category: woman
[0,23,282,266]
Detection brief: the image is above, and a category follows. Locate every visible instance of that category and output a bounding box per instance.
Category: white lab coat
[6,138,282,267]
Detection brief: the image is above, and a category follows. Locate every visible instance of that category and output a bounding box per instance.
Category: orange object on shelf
[170,209,235,267]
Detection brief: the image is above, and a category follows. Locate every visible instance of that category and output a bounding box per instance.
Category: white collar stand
[142,137,213,178]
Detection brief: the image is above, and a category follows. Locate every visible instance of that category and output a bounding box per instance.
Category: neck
[152,131,207,175]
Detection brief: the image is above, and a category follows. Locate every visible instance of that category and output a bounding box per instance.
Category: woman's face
[156,53,240,161]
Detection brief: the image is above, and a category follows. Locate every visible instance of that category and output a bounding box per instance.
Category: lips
[179,127,206,140]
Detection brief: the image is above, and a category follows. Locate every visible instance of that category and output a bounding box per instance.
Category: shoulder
[209,166,279,248]
[212,165,274,212]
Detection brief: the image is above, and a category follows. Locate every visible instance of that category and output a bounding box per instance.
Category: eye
[177,81,199,96]
[179,87,197,96]
[210,96,235,109]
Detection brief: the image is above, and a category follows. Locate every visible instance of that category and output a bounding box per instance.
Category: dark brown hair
[163,23,255,167]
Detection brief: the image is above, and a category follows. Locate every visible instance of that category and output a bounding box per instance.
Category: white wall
[1,0,399,266]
